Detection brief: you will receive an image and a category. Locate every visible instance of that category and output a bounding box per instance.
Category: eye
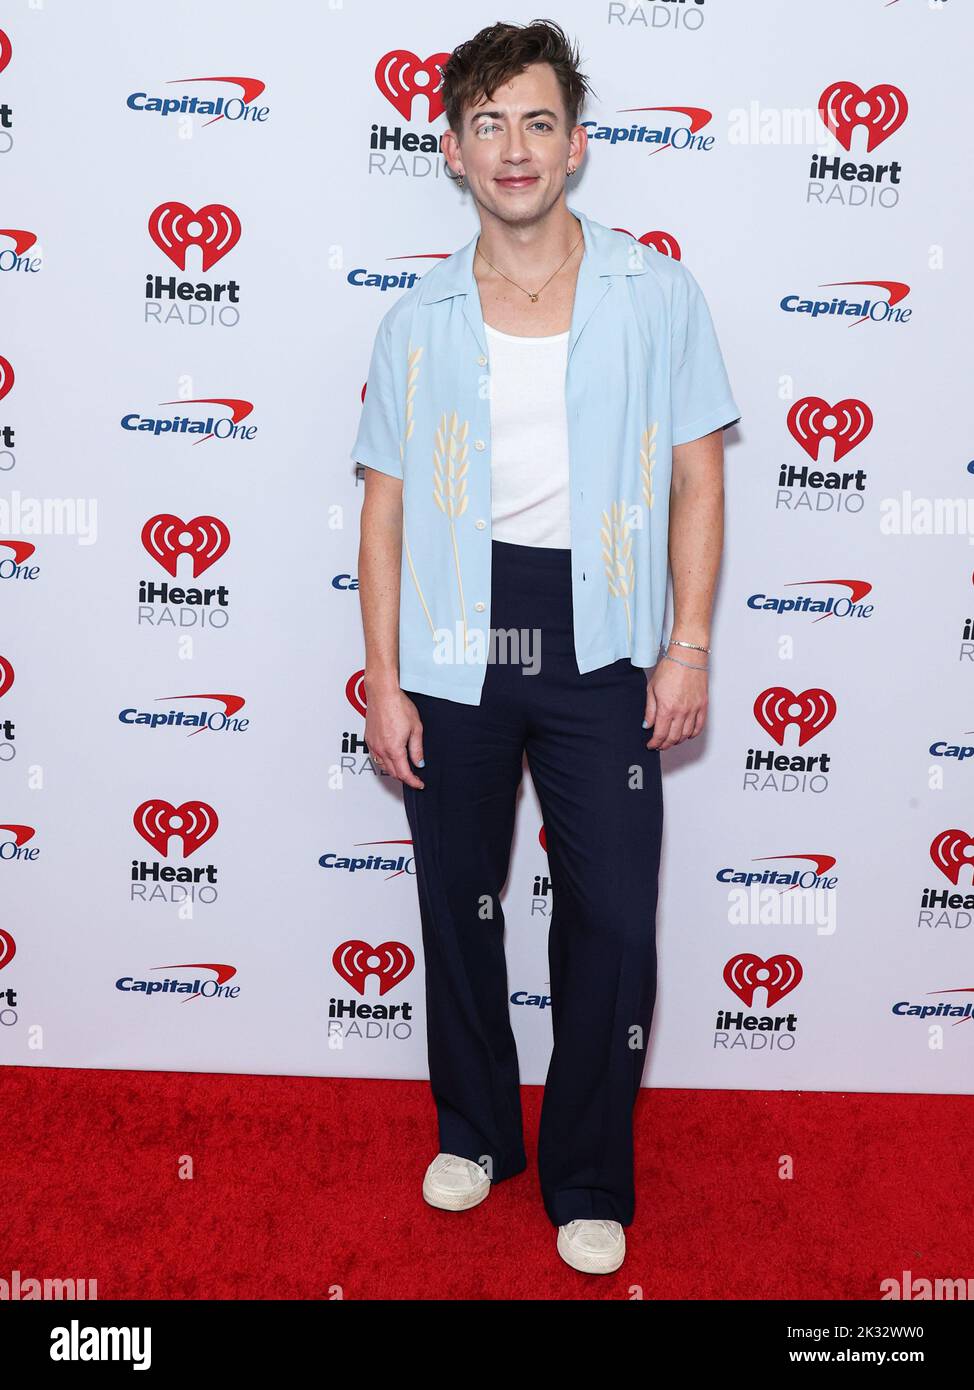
[530,122,553,132]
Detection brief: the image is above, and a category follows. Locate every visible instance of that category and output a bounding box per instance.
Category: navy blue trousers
[402,539,663,1228]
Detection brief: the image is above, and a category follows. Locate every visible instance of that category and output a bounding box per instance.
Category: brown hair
[440,19,593,141]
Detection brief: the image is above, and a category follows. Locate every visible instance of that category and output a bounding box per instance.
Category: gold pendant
[529,292,539,302]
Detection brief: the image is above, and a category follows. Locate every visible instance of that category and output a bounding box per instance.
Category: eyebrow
[469,108,560,126]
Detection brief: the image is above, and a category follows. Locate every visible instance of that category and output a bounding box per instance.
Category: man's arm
[668,427,725,653]
[359,467,403,694]
[643,427,725,750]
[357,467,425,788]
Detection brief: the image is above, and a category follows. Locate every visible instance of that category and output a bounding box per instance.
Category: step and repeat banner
[2,0,972,1094]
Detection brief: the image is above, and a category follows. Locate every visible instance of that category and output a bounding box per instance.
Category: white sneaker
[422,1153,491,1211]
[557,1219,626,1274]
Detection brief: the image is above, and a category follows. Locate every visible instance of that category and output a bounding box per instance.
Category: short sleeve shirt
[350,204,741,706]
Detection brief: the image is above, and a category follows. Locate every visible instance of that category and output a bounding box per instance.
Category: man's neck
[473,201,582,284]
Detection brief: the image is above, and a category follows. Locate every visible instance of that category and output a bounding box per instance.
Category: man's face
[450,62,583,224]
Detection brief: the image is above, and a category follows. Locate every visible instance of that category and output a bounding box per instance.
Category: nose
[500,130,530,163]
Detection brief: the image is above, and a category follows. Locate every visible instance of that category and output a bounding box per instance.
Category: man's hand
[644,657,708,750]
[364,685,426,788]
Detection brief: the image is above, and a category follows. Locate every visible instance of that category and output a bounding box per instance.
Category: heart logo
[787,396,873,463]
[724,953,803,1007]
[753,687,836,746]
[818,82,908,153]
[333,939,415,996]
[929,829,974,886]
[133,800,220,857]
[612,228,682,261]
[141,514,231,578]
[148,202,241,271]
[375,50,452,123]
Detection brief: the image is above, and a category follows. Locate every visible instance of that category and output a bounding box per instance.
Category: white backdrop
[2,0,973,1095]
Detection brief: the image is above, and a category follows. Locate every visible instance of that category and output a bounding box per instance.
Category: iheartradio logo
[333,939,415,995]
[0,355,14,402]
[753,688,836,747]
[745,689,836,797]
[0,30,11,76]
[723,952,803,1007]
[0,654,14,697]
[346,671,367,717]
[375,50,450,123]
[134,800,219,857]
[611,229,682,260]
[141,515,230,577]
[787,397,873,463]
[818,82,908,154]
[0,929,15,970]
[809,82,907,210]
[148,202,241,271]
[929,830,974,888]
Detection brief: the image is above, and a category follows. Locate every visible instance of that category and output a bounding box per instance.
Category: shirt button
[474,601,486,612]
[474,439,485,451]
[477,355,487,366]
[475,519,486,530]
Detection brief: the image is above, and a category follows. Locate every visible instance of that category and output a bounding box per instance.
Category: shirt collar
[419,204,645,303]
[417,204,647,361]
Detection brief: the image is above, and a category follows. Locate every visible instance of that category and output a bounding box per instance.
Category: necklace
[475,234,582,303]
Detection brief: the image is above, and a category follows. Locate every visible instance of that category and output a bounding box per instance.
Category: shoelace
[566,1219,621,1237]
[433,1154,485,1178]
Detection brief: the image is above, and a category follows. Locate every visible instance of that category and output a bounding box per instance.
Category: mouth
[495,175,539,190]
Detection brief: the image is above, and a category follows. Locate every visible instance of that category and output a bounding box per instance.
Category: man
[351,20,740,1275]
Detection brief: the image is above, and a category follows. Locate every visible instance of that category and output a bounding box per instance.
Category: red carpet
[2,1066,970,1300]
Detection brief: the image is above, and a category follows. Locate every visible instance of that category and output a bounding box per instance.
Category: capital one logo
[930,830,974,887]
[818,82,908,153]
[0,541,34,567]
[0,230,37,257]
[333,939,415,996]
[754,687,836,746]
[375,49,451,122]
[141,514,230,577]
[148,202,241,270]
[134,799,219,857]
[787,397,873,462]
[0,824,34,853]
[724,953,803,1006]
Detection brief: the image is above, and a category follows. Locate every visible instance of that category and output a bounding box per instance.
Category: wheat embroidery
[600,499,635,646]
[640,421,658,510]
[399,343,437,638]
[433,408,471,650]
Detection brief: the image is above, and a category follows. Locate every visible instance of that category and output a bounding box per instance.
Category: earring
[567,166,575,176]
[457,172,465,188]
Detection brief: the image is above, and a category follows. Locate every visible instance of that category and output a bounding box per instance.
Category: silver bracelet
[662,652,708,670]
[665,637,711,654]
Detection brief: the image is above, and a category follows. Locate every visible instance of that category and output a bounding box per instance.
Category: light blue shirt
[350,204,741,705]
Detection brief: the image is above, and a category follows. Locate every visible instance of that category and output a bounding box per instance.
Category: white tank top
[483,321,572,548]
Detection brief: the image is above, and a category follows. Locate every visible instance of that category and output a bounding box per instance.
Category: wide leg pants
[402,538,664,1228]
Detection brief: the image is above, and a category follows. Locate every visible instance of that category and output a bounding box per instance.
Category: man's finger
[390,750,424,789]
[646,710,673,748]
